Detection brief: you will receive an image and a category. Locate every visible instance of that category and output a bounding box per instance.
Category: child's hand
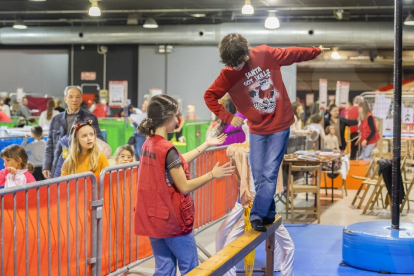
[7,167,17,175]
[211,161,234,179]
[206,133,227,147]
[355,138,361,146]
[361,140,368,147]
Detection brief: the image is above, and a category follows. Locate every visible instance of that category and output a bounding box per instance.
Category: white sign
[383,119,393,136]
[17,87,24,103]
[319,79,328,110]
[402,105,414,124]
[372,93,391,120]
[109,81,128,107]
[335,81,350,108]
[339,82,350,108]
[149,88,163,98]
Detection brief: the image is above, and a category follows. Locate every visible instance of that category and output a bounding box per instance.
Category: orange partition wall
[192,149,238,230]
[321,173,343,189]
[0,178,95,276]
[100,169,152,275]
[346,160,369,190]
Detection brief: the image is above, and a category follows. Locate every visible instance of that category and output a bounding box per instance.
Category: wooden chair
[400,157,414,212]
[351,157,380,208]
[364,157,407,214]
[287,164,322,223]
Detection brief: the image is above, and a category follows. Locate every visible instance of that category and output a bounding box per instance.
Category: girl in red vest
[355,101,379,160]
[134,95,234,275]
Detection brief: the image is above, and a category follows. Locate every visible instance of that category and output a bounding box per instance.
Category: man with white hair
[42,86,103,178]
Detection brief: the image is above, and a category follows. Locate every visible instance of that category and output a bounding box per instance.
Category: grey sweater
[22,138,46,167]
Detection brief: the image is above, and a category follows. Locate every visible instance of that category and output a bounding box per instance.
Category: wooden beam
[187,216,282,276]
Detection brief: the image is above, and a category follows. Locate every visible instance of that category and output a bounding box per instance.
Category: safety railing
[0,146,239,276]
[97,162,153,276]
[0,172,100,276]
[189,146,239,260]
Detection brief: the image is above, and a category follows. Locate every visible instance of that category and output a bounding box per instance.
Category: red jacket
[347,106,359,133]
[134,135,194,238]
[204,45,321,135]
[360,113,379,145]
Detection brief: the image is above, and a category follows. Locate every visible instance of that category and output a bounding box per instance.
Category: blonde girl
[61,120,109,177]
[0,145,36,188]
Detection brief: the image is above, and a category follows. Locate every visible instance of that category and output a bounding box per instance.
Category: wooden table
[283,153,344,204]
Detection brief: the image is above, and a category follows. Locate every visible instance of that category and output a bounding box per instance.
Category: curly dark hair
[219,33,251,68]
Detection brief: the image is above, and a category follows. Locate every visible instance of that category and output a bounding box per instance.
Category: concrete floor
[125,188,414,275]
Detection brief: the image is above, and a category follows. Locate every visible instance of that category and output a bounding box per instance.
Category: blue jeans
[249,128,290,222]
[134,133,146,161]
[149,232,199,275]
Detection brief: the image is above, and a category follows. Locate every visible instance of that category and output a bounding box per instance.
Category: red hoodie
[204,45,321,135]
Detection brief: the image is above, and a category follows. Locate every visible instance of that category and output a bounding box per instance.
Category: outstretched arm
[268,45,329,66]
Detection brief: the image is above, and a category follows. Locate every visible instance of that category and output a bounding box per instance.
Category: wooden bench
[187,216,282,276]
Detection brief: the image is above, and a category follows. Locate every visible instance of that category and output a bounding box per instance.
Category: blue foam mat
[235,224,414,276]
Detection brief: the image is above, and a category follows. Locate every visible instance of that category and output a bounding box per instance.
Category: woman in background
[39,100,59,129]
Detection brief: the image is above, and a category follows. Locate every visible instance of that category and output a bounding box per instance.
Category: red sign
[81,72,96,81]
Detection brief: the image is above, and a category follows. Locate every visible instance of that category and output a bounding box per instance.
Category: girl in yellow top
[61,120,109,177]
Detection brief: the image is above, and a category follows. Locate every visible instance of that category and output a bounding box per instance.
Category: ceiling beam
[0,6,411,15]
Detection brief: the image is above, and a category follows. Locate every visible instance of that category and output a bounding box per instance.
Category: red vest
[360,113,379,145]
[134,135,194,238]
[347,106,359,133]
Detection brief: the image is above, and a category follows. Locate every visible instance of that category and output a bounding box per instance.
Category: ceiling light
[242,0,254,15]
[88,1,101,17]
[143,18,158,28]
[404,13,414,25]
[13,20,27,30]
[264,11,280,29]
[331,51,341,60]
[191,14,206,18]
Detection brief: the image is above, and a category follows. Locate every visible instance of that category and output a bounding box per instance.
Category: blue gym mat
[235,224,414,276]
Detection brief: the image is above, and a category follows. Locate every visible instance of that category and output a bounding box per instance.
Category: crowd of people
[289,95,379,160]
[0,33,382,276]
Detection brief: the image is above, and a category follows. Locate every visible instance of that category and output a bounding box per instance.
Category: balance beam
[187,215,282,276]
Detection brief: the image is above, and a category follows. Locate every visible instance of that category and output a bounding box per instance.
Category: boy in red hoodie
[204,33,328,231]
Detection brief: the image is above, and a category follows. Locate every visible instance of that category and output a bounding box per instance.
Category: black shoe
[263,217,275,225]
[251,219,267,232]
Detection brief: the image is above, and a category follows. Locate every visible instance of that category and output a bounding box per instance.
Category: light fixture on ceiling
[191,14,206,18]
[264,10,280,29]
[331,49,341,60]
[88,1,101,17]
[143,18,158,28]
[242,0,254,15]
[13,19,27,30]
[404,13,414,25]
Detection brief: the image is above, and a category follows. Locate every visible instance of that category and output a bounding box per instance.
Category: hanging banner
[339,82,350,108]
[402,105,414,124]
[335,81,350,108]
[319,79,328,110]
[108,81,128,108]
[306,93,314,107]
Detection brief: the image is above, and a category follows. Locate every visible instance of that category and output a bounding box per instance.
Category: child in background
[61,120,109,177]
[324,125,339,150]
[114,145,135,164]
[0,145,36,188]
[22,126,46,181]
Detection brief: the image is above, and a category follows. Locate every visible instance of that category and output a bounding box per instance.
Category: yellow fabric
[61,153,109,177]
[244,202,254,276]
